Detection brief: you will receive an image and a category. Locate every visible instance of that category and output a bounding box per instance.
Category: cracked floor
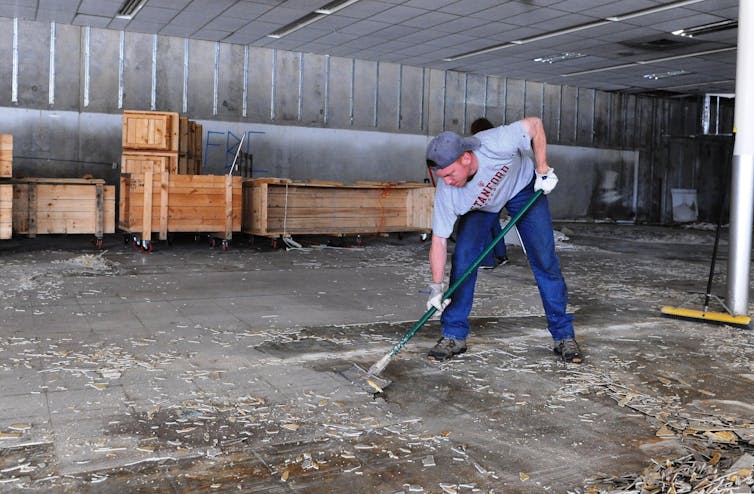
[0,223,752,493]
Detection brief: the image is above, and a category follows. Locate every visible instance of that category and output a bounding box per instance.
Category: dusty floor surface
[0,223,753,493]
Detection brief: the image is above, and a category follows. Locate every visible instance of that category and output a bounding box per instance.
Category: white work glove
[534,166,558,194]
[426,282,451,314]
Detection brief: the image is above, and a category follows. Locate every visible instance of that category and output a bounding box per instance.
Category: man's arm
[520,116,548,174]
[429,234,448,283]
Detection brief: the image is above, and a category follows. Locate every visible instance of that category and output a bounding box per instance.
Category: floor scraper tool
[344,189,544,394]
[660,151,751,328]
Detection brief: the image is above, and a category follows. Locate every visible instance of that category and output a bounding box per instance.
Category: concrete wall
[0,18,734,224]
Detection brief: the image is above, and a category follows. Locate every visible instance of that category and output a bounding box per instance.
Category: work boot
[480,255,509,270]
[427,337,467,361]
[554,338,583,364]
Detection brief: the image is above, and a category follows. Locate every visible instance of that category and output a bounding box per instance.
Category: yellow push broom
[661,156,751,328]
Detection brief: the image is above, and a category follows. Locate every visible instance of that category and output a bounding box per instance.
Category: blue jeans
[440,181,575,342]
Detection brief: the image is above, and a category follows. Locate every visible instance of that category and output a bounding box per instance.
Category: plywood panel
[11,179,114,236]
[0,133,11,177]
[0,184,11,239]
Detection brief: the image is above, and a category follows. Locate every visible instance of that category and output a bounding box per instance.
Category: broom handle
[388,189,544,356]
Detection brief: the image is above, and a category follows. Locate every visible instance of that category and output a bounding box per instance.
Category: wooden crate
[122,111,179,152]
[178,117,202,175]
[119,168,242,242]
[0,184,11,239]
[11,178,115,238]
[122,151,178,175]
[242,178,433,237]
[0,134,12,178]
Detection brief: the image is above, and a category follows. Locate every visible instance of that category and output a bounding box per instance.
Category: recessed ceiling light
[672,19,737,38]
[643,69,690,80]
[267,12,325,38]
[533,52,586,64]
[116,0,147,19]
[315,0,362,15]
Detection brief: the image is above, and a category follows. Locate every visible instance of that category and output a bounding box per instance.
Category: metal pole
[727,0,754,316]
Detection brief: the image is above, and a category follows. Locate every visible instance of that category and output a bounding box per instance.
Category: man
[425,116,582,363]
[470,117,508,270]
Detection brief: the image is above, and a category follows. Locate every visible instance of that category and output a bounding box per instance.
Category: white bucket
[671,188,698,223]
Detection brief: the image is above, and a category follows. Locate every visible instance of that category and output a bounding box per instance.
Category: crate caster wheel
[95,237,103,250]
[209,237,216,248]
[221,239,229,251]
[420,233,429,242]
[271,238,278,249]
[140,240,152,253]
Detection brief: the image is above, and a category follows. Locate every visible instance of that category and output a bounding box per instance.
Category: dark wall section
[0,18,735,224]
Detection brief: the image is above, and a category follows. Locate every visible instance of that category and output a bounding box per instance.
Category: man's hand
[426,282,451,314]
[534,166,558,194]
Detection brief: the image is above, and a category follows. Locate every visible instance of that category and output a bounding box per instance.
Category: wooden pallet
[122,111,179,152]
[119,168,242,242]
[0,134,12,178]
[0,184,11,239]
[11,178,115,238]
[242,178,433,238]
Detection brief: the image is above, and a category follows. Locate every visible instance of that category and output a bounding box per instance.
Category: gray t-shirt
[431,121,536,238]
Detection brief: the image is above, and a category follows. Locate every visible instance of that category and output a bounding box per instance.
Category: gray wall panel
[426,68,445,136]
[274,50,301,122]
[622,94,637,148]
[504,78,524,124]
[87,28,119,113]
[123,31,153,111]
[593,90,610,145]
[560,85,578,144]
[155,35,185,114]
[248,46,273,123]
[484,76,505,127]
[352,59,377,129]
[0,18,11,107]
[524,80,543,118]
[577,87,595,145]
[301,52,325,126]
[542,83,561,142]
[465,73,487,132]
[326,56,353,129]
[53,23,81,111]
[17,20,49,109]
[399,65,423,132]
[216,43,245,120]
[443,71,465,134]
[376,61,400,132]
[186,39,215,118]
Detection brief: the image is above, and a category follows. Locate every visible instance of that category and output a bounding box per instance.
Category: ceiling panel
[0,0,740,96]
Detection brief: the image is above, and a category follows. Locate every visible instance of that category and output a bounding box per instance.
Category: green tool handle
[388,188,544,357]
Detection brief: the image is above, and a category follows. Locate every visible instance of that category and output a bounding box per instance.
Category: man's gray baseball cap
[426,131,480,169]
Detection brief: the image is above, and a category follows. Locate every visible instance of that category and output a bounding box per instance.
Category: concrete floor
[0,224,753,493]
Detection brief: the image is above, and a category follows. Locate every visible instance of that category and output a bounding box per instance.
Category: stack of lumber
[119,111,240,247]
[242,178,433,238]
[0,134,11,239]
